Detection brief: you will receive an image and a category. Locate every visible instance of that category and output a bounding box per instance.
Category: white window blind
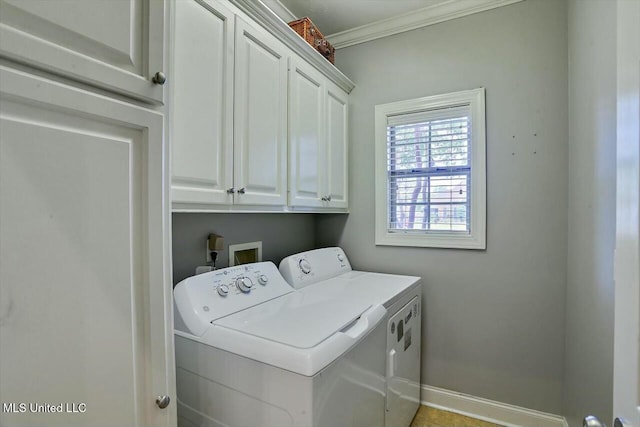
[387,105,471,233]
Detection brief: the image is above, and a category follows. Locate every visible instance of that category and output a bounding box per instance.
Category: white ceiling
[277,0,450,35]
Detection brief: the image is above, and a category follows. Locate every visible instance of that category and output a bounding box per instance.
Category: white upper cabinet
[172,0,290,210]
[0,0,165,104]
[326,82,349,209]
[233,17,288,206]
[171,0,353,212]
[289,58,325,208]
[0,66,175,427]
[171,0,235,206]
[289,59,349,209]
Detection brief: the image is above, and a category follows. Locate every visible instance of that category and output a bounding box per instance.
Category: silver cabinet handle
[155,395,170,409]
[614,418,626,427]
[152,71,166,85]
[584,416,605,427]
[227,188,235,194]
[237,187,246,194]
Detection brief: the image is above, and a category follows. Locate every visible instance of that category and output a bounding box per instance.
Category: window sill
[375,231,486,250]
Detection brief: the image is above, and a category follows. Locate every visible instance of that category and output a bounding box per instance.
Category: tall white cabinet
[0,2,175,427]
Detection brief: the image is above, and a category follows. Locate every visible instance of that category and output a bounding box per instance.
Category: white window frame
[374,88,486,249]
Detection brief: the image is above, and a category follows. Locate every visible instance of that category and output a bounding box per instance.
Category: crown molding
[230,0,355,93]
[327,0,525,50]
[261,0,297,23]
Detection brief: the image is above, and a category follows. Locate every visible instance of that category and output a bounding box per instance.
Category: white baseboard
[421,385,569,427]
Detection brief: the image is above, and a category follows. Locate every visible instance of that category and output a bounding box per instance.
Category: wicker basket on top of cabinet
[288,17,335,64]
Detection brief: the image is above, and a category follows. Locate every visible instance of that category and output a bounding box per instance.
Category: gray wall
[563,1,616,425]
[318,0,569,413]
[172,213,316,284]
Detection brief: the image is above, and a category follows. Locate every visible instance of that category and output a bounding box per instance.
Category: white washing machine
[173,261,388,427]
[279,248,422,427]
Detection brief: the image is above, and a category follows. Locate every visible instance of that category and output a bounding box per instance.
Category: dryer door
[386,296,421,427]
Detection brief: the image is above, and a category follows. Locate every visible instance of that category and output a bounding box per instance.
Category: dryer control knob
[217,284,229,297]
[299,259,312,274]
[235,277,254,293]
[337,253,344,262]
[257,274,269,285]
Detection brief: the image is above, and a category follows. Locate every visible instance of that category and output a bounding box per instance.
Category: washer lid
[214,290,372,349]
[331,271,421,308]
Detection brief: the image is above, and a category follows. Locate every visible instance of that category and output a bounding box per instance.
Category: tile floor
[411,405,503,427]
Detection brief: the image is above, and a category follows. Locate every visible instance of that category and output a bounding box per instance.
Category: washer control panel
[279,247,352,289]
[174,262,295,334]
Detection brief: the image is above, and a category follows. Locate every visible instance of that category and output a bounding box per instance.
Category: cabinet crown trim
[229,0,355,93]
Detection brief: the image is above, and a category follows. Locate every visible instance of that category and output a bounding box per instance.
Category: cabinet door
[326,83,349,209]
[289,58,325,208]
[233,17,288,206]
[0,67,174,426]
[0,0,165,104]
[171,0,234,206]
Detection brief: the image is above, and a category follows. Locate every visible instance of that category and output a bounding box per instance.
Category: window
[374,88,486,249]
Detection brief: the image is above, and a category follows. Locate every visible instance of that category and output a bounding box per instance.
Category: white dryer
[173,261,388,427]
[279,248,422,427]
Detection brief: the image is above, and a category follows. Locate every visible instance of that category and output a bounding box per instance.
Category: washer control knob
[257,274,269,285]
[217,284,229,297]
[235,277,254,293]
[299,259,312,274]
[337,253,344,262]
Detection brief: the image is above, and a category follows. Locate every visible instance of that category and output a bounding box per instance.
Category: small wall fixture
[207,234,225,269]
